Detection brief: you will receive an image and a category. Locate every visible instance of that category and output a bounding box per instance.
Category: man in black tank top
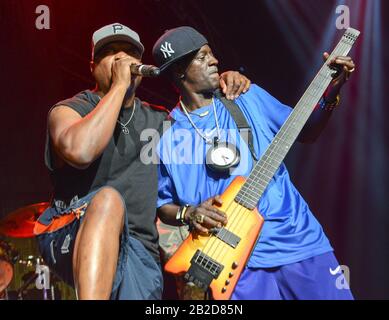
[34,23,251,300]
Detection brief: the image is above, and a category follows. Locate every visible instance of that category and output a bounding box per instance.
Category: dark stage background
[0,0,388,299]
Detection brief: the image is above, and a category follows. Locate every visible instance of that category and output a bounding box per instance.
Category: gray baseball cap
[92,23,144,60]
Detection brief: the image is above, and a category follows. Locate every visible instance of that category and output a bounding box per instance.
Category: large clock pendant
[206,138,240,173]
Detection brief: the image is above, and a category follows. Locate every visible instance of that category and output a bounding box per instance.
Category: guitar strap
[218,94,258,162]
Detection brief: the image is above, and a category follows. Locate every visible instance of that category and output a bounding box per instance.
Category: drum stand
[16,258,52,300]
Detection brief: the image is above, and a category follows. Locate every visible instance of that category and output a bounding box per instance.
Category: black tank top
[42,90,167,262]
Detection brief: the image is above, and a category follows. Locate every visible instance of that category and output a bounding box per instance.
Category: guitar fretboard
[235,28,360,210]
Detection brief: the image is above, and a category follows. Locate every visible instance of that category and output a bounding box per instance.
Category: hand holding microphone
[112,56,135,88]
[112,56,161,90]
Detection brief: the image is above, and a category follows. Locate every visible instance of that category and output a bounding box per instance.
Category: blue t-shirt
[157,84,333,268]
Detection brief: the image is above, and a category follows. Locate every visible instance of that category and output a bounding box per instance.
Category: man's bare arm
[48,56,136,169]
[48,84,127,169]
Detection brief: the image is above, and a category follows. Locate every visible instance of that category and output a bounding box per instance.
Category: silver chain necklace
[180,98,221,145]
[180,98,241,173]
[117,100,136,135]
[96,95,136,135]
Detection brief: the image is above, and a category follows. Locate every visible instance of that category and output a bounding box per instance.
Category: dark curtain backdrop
[0,0,387,299]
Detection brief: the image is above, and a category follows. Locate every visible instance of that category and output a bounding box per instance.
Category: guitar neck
[235,28,360,210]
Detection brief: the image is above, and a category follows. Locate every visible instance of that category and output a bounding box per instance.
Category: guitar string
[206,37,354,271]
[209,37,355,273]
[232,36,354,214]
[209,37,356,270]
[194,34,357,276]
[196,35,353,271]
[200,37,348,268]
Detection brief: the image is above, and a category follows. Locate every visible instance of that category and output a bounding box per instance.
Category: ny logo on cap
[160,42,175,59]
[112,24,124,34]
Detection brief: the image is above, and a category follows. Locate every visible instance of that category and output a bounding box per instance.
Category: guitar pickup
[184,250,224,291]
[211,227,241,248]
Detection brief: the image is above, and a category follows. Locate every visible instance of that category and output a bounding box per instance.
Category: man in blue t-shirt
[152,27,356,299]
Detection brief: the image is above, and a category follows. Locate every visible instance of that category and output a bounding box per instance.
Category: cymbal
[0,203,49,238]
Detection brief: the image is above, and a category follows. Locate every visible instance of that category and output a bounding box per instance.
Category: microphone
[130,64,160,77]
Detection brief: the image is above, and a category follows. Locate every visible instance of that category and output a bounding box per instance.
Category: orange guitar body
[164,176,264,300]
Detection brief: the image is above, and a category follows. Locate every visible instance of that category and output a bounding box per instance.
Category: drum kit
[1,204,202,300]
[0,202,73,300]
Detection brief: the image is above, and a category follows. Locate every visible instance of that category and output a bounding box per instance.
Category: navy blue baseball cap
[152,26,208,72]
